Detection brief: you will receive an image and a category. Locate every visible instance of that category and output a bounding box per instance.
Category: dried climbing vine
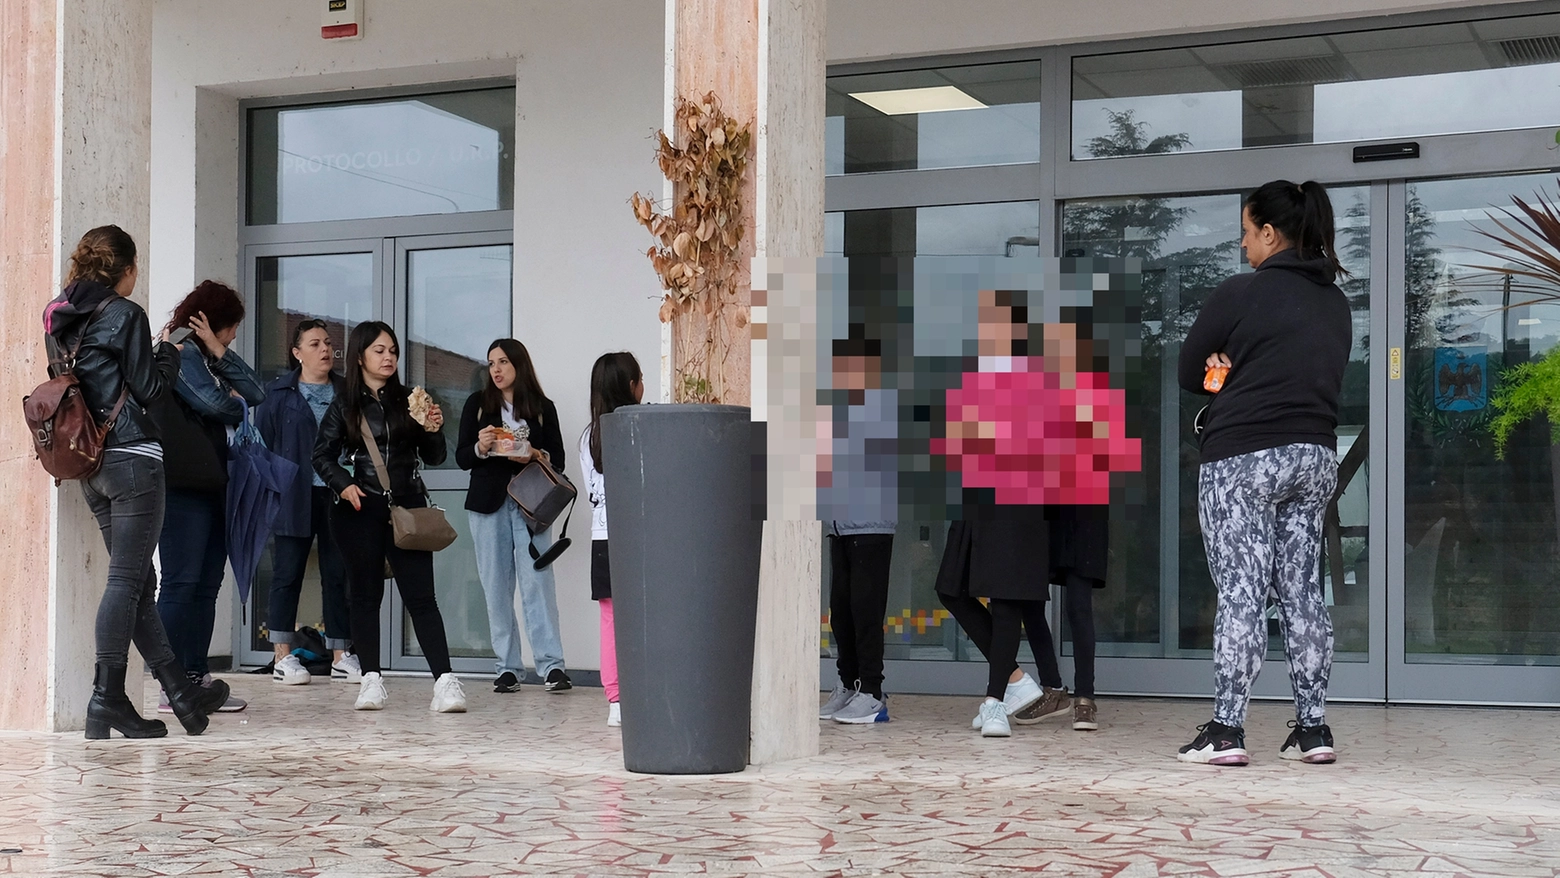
[631,92,753,403]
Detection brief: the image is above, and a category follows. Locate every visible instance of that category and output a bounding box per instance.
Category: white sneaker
[970,672,1045,728]
[430,673,467,713]
[272,654,311,685]
[607,701,622,728]
[355,672,387,710]
[819,681,854,720]
[979,698,1011,737]
[331,653,362,682]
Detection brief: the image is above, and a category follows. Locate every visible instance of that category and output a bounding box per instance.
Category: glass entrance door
[240,233,513,675]
[1391,172,1560,704]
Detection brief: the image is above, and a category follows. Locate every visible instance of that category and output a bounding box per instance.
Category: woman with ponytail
[44,226,230,739]
[1175,180,1352,766]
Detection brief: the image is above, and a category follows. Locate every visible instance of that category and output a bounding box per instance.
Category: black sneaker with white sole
[1279,721,1336,763]
[544,669,572,692]
[493,671,520,693]
[1177,720,1250,765]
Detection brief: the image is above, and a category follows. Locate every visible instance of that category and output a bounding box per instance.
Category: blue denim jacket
[173,343,266,427]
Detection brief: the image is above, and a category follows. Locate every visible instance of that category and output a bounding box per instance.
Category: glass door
[1057,183,1386,701]
[240,242,384,670]
[240,234,512,675]
[388,234,515,674]
[1390,172,1560,704]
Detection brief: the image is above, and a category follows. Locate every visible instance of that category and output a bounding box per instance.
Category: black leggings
[329,492,452,678]
[1031,572,1098,698]
[939,594,1048,699]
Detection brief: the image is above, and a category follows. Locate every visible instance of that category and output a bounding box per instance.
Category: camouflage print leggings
[1198,443,1338,728]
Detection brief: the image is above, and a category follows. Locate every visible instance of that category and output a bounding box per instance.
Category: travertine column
[666,0,826,765]
[0,0,155,731]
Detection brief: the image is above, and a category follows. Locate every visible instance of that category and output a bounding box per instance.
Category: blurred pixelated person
[817,327,896,726]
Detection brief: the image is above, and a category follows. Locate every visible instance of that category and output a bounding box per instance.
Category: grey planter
[600,404,763,774]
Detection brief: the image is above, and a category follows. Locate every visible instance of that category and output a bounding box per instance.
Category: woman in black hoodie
[44,225,230,739]
[1174,181,1352,767]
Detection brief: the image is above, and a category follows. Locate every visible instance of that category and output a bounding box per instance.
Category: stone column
[665,0,826,765]
[0,0,155,731]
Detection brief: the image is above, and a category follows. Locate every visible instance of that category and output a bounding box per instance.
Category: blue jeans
[468,503,565,678]
[267,487,351,650]
[82,453,179,671]
[157,487,228,677]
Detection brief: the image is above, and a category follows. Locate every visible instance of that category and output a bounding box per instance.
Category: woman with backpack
[455,338,571,695]
[577,351,644,727]
[154,281,266,715]
[313,321,465,712]
[254,319,358,685]
[43,225,230,738]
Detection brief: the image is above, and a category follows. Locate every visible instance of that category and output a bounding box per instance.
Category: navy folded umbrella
[226,399,298,606]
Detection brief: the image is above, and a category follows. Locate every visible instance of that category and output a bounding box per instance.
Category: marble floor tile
[0,677,1552,875]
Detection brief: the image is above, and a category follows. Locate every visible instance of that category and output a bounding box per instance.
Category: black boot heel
[85,665,168,740]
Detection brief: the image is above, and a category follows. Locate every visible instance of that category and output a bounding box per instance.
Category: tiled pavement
[0,674,1554,876]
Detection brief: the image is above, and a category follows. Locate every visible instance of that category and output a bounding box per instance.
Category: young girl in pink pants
[579,352,643,727]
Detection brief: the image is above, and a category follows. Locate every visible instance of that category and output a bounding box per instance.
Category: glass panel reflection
[827,62,1041,175]
[1072,13,1560,158]
[249,88,516,224]
[1404,173,1560,664]
[406,245,514,470]
[254,252,375,384]
[1061,184,1371,659]
[820,202,1040,665]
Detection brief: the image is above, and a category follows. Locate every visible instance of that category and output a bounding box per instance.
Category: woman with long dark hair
[45,225,229,738]
[455,338,570,695]
[255,319,356,685]
[1176,180,1352,766]
[313,321,464,712]
[155,280,265,715]
[578,352,644,727]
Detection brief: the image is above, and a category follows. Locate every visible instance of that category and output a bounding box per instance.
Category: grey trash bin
[600,404,763,774]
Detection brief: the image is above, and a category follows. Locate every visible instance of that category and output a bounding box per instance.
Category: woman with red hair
[152,280,266,714]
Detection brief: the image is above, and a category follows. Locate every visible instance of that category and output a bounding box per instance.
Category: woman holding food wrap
[312,320,466,713]
[455,338,572,696]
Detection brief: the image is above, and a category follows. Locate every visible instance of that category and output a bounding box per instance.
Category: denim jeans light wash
[157,487,228,677]
[468,503,565,678]
[82,453,179,671]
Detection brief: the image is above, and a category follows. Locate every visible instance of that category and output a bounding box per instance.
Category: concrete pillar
[665,0,826,765]
[0,0,155,731]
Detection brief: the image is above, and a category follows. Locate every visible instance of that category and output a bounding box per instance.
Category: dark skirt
[934,509,1050,602]
[591,539,611,601]
[1048,505,1109,587]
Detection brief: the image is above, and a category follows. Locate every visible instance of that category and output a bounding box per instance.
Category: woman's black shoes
[150,664,229,735]
[85,664,167,740]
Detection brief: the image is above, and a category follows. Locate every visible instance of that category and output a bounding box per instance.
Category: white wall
[827,0,1524,61]
[151,0,666,672]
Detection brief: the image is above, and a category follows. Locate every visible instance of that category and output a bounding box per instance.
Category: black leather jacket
[49,294,181,447]
[312,385,446,501]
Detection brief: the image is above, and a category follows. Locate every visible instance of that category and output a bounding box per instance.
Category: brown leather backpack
[23,297,128,483]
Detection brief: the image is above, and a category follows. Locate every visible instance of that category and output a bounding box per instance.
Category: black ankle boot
[85,664,167,740]
[149,664,228,735]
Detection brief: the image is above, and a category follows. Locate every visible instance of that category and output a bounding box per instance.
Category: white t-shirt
[579,427,609,540]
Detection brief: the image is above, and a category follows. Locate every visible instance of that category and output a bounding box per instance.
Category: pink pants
[599,598,618,703]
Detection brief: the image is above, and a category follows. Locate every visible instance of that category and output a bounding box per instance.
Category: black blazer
[455,392,565,514]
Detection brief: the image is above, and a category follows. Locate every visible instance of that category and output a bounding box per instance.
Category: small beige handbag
[358,419,457,552]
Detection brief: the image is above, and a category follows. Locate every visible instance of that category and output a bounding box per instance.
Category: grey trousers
[1198,443,1338,728]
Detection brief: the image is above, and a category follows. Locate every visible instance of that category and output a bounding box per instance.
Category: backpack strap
[50,295,119,373]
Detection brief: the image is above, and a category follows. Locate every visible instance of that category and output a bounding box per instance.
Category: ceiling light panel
[848,85,987,116]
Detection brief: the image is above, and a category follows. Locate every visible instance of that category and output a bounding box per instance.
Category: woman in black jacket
[1174,180,1352,767]
[313,321,464,713]
[44,225,229,738]
[455,338,569,694]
